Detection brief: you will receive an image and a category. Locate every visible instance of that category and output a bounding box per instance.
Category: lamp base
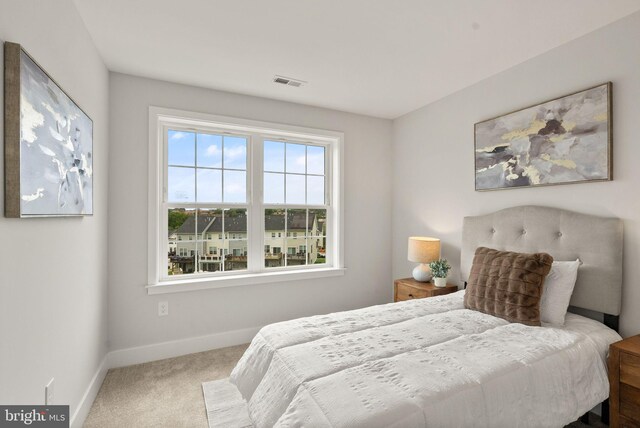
[412,264,432,282]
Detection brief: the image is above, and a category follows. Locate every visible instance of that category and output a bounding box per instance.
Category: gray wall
[392,12,640,338]
[0,0,109,420]
[108,73,392,351]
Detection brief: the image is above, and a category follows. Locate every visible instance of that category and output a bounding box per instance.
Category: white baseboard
[106,326,260,368]
[70,355,109,428]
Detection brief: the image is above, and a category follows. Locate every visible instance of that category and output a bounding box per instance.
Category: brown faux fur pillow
[464,247,553,326]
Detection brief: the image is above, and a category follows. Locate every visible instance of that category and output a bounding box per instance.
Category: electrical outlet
[158,301,169,316]
[45,378,54,405]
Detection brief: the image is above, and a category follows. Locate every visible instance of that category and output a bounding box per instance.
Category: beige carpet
[84,344,248,428]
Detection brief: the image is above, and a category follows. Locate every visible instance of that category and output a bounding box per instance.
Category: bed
[222,206,623,427]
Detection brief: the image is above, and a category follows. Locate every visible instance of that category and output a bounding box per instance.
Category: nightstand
[393,278,458,302]
[609,335,640,427]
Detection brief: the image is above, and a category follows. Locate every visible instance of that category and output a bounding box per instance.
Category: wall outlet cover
[158,301,169,316]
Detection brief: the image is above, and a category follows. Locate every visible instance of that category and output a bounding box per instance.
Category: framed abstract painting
[4,42,93,217]
[474,83,612,191]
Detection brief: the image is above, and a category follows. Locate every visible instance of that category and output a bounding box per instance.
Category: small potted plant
[429,259,451,288]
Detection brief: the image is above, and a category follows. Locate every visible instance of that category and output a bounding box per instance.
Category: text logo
[0,406,69,427]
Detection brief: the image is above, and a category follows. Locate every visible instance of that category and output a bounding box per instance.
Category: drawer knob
[408,294,414,299]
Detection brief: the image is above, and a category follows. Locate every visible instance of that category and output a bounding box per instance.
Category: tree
[168,210,189,230]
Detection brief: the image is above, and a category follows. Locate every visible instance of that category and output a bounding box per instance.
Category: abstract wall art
[4,42,93,217]
[474,83,611,191]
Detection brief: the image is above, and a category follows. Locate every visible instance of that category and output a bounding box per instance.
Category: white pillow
[540,259,580,326]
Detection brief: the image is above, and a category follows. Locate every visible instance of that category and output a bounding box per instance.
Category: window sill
[147,267,346,295]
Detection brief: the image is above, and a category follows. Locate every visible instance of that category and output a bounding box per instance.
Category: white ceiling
[74,0,640,119]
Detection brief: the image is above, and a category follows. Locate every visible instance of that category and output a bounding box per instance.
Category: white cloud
[169,131,189,140]
[206,144,220,156]
[225,145,246,160]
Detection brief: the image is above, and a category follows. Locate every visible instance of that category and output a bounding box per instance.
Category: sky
[167,130,325,205]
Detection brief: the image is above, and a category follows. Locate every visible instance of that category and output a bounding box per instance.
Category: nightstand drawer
[622,353,640,389]
[620,383,640,423]
[393,278,458,302]
[396,286,429,301]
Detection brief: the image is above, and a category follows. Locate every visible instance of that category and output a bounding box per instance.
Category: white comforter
[229,291,621,427]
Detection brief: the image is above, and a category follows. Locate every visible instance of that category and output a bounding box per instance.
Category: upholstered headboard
[461,206,623,316]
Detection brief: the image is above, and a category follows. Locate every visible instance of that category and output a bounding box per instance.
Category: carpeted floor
[85,342,606,428]
[84,344,248,428]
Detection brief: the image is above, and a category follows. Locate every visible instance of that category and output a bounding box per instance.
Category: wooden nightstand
[609,335,640,427]
[394,278,458,302]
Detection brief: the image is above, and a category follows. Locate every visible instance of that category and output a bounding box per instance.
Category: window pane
[197,169,222,203]
[308,209,326,264]
[168,130,195,166]
[223,170,246,203]
[196,209,222,273]
[309,235,325,264]
[169,208,196,275]
[308,209,327,236]
[307,145,325,175]
[223,136,247,170]
[287,209,306,231]
[287,209,307,266]
[286,143,306,173]
[307,175,324,205]
[286,174,305,204]
[264,140,285,172]
[264,173,284,204]
[197,133,222,168]
[287,238,307,266]
[265,209,285,268]
[224,209,247,271]
[168,167,195,202]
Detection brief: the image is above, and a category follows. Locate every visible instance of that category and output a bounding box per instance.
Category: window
[149,107,343,292]
[263,139,329,268]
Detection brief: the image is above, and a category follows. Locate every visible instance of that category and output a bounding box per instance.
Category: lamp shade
[407,237,440,263]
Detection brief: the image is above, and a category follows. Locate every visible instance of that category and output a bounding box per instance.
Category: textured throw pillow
[464,247,553,326]
[540,259,580,326]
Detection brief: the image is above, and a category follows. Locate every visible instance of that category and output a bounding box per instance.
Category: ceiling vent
[273,75,306,87]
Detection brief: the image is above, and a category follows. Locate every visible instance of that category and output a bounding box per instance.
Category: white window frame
[147,107,345,294]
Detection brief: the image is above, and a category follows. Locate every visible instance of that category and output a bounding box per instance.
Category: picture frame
[4,42,93,217]
[474,82,612,191]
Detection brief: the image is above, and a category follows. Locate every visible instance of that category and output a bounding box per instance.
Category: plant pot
[433,277,447,288]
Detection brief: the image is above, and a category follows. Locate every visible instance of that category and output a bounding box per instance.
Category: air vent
[273,75,306,87]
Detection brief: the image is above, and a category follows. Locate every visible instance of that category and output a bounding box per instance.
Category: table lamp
[408,237,440,282]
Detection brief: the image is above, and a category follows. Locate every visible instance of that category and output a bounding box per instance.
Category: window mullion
[248,136,264,273]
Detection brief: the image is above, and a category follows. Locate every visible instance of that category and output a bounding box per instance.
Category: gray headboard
[461,206,623,316]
